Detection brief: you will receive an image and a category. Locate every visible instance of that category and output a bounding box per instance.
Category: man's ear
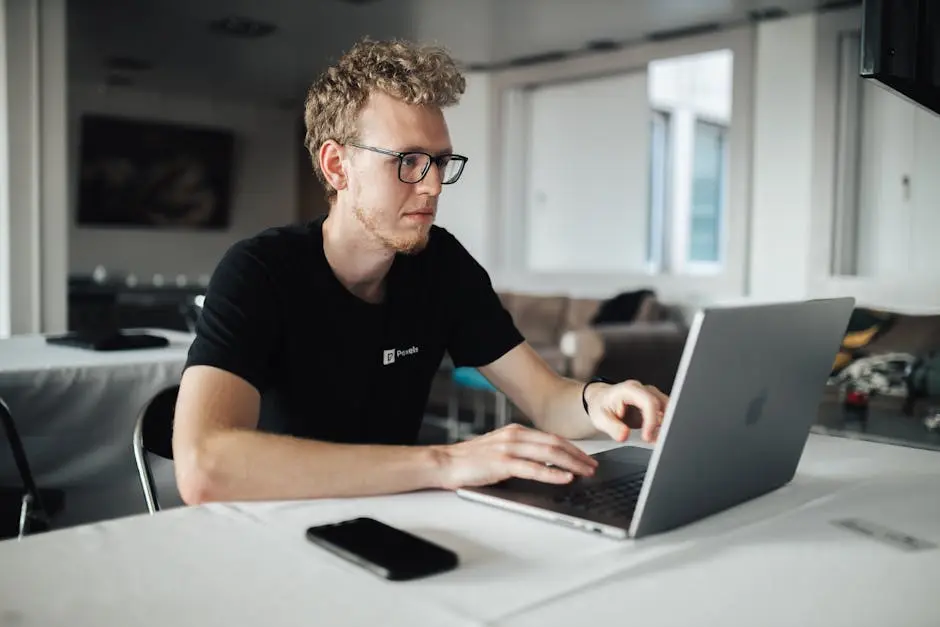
[319,140,347,192]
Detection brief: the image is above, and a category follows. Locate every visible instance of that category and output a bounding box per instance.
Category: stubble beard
[353,205,430,255]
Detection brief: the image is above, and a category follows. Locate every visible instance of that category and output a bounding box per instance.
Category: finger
[502,426,598,468]
[618,386,660,443]
[505,442,596,476]
[507,459,575,484]
[595,408,632,442]
[645,385,670,418]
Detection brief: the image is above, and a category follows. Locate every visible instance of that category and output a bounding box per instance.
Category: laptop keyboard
[551,470,647,519]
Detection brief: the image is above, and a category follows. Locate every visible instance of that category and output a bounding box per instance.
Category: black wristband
[582,376,613,415]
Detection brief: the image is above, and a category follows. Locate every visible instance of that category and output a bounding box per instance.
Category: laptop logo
[745,389,768,426]
[382,346,419,366]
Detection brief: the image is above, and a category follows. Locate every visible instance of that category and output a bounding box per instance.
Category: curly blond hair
[303,38,466,202]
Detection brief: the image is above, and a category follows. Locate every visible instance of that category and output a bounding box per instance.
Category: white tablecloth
[1,434,937,626]
[0,330,193,526]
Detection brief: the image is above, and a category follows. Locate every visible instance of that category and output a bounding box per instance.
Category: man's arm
[172,365,600,504]
[172,366,446,503]
[479,342,670,443]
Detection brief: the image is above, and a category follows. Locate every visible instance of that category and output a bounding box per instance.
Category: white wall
[0,0,9,337]
[853,81,940,279]
[1,0,68,336]
[855,80,916,278]
[910,107,940,274]
[68,84,298,280]
[747,13,817,301]
[808,6,940,313]
[439,72,493,263]
[39,0,68,333]
[524,71,650,274]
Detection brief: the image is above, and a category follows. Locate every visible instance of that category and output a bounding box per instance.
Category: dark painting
[77,114,235,229]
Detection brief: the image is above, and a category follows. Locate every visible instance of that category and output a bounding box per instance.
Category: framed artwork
[77,114,236,229]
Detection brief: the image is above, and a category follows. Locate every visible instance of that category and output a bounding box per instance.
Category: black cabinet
[68,280,203,333]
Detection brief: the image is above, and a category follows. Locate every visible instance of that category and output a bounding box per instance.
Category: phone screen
[305,517,459,581]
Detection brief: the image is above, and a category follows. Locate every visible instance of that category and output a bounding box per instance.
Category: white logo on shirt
[383,346,419,365]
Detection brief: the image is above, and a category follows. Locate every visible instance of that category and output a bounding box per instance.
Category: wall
[807,6,940,313]
[0,0,9,337]
[438,72,493,263]
[523,70,650,274]
[854,80,940,279]
[747,13,817,302]
[68,84,298,281]
[1,0,68,336]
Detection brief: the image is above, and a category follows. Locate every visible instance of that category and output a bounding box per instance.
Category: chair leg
[18,493,32,540]
[446,379,460,443]
[495,393,510,430]
[473,392,486,432]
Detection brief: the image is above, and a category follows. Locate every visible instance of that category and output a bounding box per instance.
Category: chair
[0,397,62,539]
[132,385,179,514]
[179,294,204,333]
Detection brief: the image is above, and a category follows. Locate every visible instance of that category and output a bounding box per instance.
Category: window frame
[683,116,729,274]
[647,108,672,274]
[486,25,754,301]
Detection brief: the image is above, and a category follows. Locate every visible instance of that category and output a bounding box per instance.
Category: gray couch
[424,290,689,430]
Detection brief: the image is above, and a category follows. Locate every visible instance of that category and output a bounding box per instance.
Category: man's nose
[417,161,444,195]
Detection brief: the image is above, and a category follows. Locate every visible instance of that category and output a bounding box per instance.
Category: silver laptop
[457,297,856,540]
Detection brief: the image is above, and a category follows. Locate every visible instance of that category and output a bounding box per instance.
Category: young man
[172,38,669,505]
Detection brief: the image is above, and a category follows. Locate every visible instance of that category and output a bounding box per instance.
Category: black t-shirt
[184,216,524,445]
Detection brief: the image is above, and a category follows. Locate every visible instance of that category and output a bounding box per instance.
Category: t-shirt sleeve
[442,232,524,368]
[184,240,281,392]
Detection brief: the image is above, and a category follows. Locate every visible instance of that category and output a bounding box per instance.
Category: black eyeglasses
[347,142,468,185]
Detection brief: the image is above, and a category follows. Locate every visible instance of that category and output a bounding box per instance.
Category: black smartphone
[305,517,459,581]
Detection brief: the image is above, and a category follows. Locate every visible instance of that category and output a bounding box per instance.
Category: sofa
[424,289,689,429]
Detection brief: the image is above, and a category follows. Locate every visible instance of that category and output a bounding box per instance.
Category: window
[647,110,671,270]
[689,120,726,264]
[647,48,733,273]
[495,30,750,297]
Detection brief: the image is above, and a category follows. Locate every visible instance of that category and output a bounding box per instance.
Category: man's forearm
[532,377,606,440]
[175,429,445,504]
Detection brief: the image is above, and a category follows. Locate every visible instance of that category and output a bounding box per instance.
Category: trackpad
[593,445,653,470]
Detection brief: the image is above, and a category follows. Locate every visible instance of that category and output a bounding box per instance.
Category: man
[172,38,669,505]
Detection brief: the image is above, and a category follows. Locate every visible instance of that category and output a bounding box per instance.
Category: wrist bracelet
[581,376,613,414]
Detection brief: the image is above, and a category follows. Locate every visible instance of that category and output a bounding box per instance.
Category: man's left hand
[585,380,669,443]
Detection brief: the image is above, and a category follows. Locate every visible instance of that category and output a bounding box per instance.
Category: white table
[0,433,937,626]
[0,329,192,527]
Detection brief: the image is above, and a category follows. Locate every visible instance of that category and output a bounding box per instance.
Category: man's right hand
[433,423,598,490]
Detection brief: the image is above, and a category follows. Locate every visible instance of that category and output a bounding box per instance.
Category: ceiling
[67,0,854,108]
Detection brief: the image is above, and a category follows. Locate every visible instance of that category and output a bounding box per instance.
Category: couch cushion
[634,294,664,322]
[503,293,569,346]
[564,298,602,331]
